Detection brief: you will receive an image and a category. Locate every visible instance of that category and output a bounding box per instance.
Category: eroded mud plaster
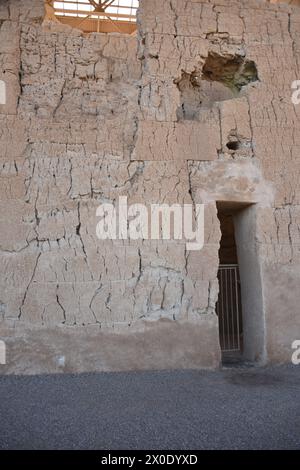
[0,0,300,373]
[176,52,259,120]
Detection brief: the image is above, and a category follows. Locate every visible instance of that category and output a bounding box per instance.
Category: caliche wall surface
[0,0,299,373]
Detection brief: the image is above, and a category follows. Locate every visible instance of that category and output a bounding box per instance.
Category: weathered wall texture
[0,0,299,373]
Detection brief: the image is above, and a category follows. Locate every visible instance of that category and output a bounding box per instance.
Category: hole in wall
[226,141,241,151]
[175,52,259,121]
[202,52,259,93]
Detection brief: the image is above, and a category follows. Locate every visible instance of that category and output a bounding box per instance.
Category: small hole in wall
[226,141,240,151]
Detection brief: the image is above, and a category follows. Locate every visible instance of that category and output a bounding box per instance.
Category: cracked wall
[0,0,300,373]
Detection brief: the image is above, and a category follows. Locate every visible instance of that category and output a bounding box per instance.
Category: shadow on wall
[175,52,259,120]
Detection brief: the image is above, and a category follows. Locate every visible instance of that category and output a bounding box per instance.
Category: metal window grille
[216,264,243,353]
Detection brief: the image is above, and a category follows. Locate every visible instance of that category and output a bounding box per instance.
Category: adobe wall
[0,0,299,373]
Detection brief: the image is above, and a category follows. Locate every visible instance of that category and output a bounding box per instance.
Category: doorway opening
[216,202,265,366]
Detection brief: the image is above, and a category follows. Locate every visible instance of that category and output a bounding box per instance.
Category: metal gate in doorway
[216,264,243,353]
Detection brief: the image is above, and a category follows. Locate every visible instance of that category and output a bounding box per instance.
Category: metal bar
[220,269,225,350]
[54,1,137,9]
[219,264,239,268]
[54,8,136,19]
[225,265,229,350]
[235,267,241,351]
[229,267,234,350]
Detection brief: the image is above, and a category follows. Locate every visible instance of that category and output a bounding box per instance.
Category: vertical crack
[18,252,41,319]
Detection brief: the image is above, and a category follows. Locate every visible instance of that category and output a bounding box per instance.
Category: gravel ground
[0,364,299,450]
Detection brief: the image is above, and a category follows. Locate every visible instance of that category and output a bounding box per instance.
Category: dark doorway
[216,201,266,365]
[216,203,244,364]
